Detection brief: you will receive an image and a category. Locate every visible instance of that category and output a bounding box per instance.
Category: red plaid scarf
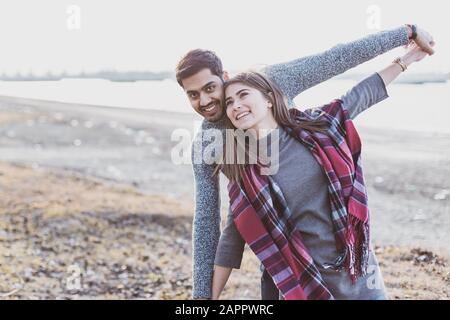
[227,99,370,300]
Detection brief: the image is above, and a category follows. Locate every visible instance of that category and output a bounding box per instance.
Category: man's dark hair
[175,49,223,87]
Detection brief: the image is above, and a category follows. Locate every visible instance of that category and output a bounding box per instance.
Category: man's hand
[377,35,435,86]
[407,25,435,55]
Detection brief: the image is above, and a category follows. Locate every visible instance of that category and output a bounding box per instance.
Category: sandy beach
[0,95,449,299]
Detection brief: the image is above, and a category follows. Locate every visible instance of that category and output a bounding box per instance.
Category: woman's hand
[211,265,233,300]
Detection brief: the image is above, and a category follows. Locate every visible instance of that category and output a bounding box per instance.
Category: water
[293,78,450,134]
[0,78,189,114]
[0,78,449,134]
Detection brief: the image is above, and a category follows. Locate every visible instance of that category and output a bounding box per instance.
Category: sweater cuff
[214,251,244,269]
[398,25,411,46]
[373,72,389,102]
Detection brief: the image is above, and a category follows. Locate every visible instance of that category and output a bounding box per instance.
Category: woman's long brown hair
[214,71,328,183]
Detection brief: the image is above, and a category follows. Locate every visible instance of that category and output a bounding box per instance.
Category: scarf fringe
[345,214,370,283]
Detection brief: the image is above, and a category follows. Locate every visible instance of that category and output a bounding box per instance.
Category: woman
[212,41,434,300]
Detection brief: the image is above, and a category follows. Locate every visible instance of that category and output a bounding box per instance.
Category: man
[175,25,434,300]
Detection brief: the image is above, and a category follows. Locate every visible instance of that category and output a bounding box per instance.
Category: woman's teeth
[236,112,250,120]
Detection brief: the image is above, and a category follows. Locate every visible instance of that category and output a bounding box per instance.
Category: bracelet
[393,57,407,72]
[406,24,418,40]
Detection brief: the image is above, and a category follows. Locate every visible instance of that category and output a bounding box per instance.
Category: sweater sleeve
[340,72,389,119]
[191,121,222,299]
[264,26,408,104]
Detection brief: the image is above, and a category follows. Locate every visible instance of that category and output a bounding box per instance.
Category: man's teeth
[236,112,250,120]
[204,104,216,112]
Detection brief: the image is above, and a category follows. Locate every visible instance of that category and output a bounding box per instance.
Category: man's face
[181,68,225,122]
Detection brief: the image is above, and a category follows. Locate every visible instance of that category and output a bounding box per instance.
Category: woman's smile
[235,111,251,121]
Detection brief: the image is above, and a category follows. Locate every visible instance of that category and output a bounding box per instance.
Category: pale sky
[0,0,447,75]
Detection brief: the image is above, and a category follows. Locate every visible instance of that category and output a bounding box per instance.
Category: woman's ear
[223,71,230,81]
[267,92,274,108]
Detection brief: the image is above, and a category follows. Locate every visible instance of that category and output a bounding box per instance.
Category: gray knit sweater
[191,26,409,299]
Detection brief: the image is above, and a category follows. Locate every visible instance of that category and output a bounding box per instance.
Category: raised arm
[340,40,434,119]
[191,139,222,299]
[265,25,414,103]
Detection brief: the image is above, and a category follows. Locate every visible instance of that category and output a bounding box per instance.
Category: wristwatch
[406,24,418,40]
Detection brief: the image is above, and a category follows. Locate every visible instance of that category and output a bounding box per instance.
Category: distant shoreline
[1,71,449,84]
[0,70,173,82]
[335,72,450,84]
